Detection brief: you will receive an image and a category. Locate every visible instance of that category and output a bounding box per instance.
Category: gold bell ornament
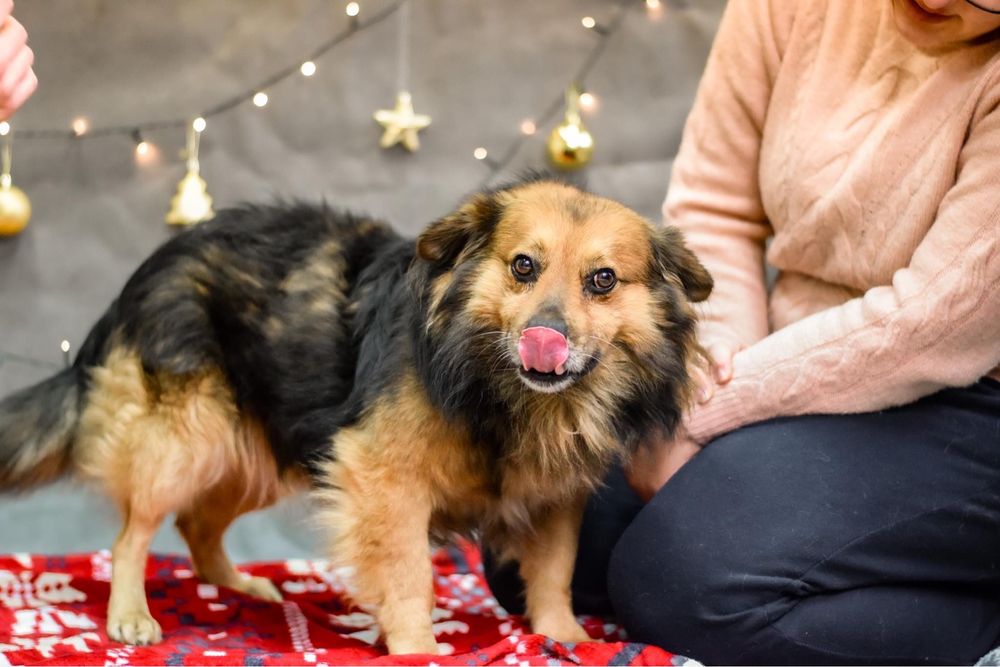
[166,119,214,226]
[0,123,31,237]
[546,85,594,170]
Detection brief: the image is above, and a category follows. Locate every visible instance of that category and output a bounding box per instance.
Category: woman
[487,0,1000,663]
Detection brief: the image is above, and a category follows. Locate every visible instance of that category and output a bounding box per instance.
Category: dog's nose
[518,326,569,374]
[524,312,568,337]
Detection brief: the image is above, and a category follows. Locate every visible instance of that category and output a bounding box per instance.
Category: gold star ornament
[374,91,431,152]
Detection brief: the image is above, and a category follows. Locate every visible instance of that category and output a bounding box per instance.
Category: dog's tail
[0,367,82,491]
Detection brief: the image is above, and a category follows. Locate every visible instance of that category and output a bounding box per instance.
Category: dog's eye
[589,268,617,294]
[511,255,536,281]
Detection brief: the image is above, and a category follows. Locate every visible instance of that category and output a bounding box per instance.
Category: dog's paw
[107,610,162,645]
[235,575,283,602]
[385,632,439,655]
[533,617,592,644]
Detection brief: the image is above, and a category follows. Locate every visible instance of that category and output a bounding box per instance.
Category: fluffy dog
[0,177,711,654]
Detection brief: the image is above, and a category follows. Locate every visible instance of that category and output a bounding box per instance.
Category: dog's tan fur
[74,348,304,644]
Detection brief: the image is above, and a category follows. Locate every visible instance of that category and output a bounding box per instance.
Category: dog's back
[0,203,402,643]
[2,203,400,488]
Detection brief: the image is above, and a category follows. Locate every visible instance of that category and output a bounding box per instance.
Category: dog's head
[412,178,710,441]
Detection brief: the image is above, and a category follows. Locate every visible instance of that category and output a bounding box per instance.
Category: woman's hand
[0,1,35,120]
[692,341,738,402]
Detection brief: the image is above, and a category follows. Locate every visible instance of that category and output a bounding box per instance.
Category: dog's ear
[650,226,713,302]
[416,194,501,268]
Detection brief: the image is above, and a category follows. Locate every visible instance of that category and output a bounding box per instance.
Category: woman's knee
[606,487,757,661]
[606,425,809,660]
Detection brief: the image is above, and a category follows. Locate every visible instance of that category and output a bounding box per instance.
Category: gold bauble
[166,169,214,226]
[0,180,31,237]
[546,117,594,170]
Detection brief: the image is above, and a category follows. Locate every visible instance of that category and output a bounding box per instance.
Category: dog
[0,177,711,654]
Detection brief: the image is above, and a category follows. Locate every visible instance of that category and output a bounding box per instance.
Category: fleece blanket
[0,541,691,666]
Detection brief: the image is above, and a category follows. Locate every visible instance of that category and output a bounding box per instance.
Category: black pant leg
[482,463,644,616]
[607,380,1000,665]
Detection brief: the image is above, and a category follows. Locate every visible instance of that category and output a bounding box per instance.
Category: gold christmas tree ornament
[0,123,31,237]
[547,85,595,170]
[374,91,431,152]
[166,120,214,226]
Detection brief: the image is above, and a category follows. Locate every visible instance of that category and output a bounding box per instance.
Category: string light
[71,118,88,137]
[2,1,629,214]
[132,129,157,165]
[60,340,71,367]
[132,130,149,156]
[645,0,660,8]
[0,0,643,371]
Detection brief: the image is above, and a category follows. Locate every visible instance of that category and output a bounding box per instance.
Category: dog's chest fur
[332,372,618,545]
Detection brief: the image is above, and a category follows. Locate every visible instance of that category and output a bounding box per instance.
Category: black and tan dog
[0,177,710,654]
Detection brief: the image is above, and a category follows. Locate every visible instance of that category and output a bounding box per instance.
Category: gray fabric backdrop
[0,0,724,560]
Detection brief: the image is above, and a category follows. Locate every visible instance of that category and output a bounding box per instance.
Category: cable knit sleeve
[664,0,795,349]
[686,95,1000,444]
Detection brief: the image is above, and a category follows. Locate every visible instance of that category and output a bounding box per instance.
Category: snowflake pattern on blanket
[0,541,692,666]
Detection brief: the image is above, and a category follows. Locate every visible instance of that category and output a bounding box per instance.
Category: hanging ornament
[373,0,430,152]
[166,119,214,226]
[0,123,31,237]
[546,85,595,170]
[374,91,431,152]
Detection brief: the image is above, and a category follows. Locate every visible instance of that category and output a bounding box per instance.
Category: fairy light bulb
[193,117,206,133]
[520,119,537,136]
[346,2,360,17]
[579,92,597,111]
[71,117,89,137]
[581,16,596,29]
[301,61,317,77]
[473,147,488,160]
[131,129,157,165]
[253,92,269,107]
[132,130,149,155]
[646,0,660,8]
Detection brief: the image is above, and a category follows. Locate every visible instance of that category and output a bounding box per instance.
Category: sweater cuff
[684,381,760,444]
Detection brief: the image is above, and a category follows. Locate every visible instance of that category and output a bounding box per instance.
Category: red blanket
[0,542,686,666]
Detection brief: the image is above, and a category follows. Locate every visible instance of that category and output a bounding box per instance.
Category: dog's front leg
[320,454,438,655]
[517,495,591,644]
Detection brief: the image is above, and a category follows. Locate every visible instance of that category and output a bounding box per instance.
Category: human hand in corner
[0,0,36,121]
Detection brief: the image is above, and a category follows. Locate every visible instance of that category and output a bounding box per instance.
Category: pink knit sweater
[670,0,1000,444]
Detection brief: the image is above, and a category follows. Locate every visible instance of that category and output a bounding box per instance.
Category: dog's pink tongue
[518,327,570,374]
